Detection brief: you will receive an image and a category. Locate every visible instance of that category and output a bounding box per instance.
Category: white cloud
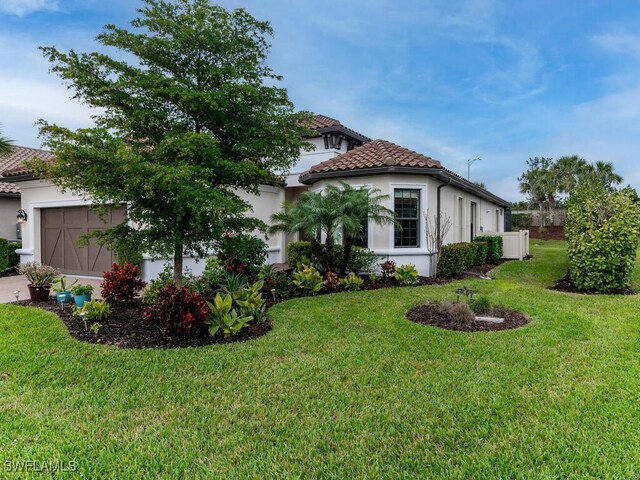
[0,0,59,17]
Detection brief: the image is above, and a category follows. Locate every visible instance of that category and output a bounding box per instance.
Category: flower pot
[73,294,92,308]
[56,291,72,305]
[28,285,51,302]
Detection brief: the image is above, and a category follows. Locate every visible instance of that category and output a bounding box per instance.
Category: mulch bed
[406,303,528,332]
[13,298,272,349]
[551,273,635,295]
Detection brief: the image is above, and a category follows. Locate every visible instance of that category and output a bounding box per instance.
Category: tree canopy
[0,128,12,155]
[32,0,313,282]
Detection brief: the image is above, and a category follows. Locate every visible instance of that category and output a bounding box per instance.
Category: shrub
[437,243,475,277]
[471,294,492,315]
[395,264,419,286]
[512,213,533,229]
[449,302,475,326]
[257,264,277,282]
[73,299,111,321]
[292,263,323,296]
[0,238,8,271]
[474,235,503,264]
[287,241,312,269]
[218,271,249,296]
[342,247,378,274]
[8,242,21,269]
[101,262,146,304]
[233,280,265,312]
[566,186,640,292]
[473,241,488,266]
[205,293,252,338]
[265,271,291,299]
[324,271,339,290]
[217,232,267,277]
[340,272,364,291]
[142,283,209,335]
[369,272,379,283]
[380,260,396,280]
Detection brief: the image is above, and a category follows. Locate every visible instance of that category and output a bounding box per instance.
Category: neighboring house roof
[307,114,372,144]
[0,146,55,195]
[299,139,511,207]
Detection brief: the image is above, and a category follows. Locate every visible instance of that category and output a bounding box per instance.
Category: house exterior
[1,115,511,279]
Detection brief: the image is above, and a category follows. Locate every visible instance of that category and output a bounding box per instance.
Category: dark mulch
[406,303,528,332]
[13,298,272,349]
[529,226,565,240]
[551,273,635,295]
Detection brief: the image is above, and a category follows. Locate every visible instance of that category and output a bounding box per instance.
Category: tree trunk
[310,238,323,268]
[173,242,184,286]
[539,201,545,228]
[549,195,556,228]
[342,237,353,275]
[325,236,335,273]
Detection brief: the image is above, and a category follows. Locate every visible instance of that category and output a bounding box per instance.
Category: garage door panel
[41,205,126,276]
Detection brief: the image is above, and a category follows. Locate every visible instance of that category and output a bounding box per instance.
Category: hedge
[0,238,8,272]
[512,213,533,229]
[474,235,503,264]
[438,242,476,277]
[473,241,488,265]
[8,242,20,269]
[287,241,312,267]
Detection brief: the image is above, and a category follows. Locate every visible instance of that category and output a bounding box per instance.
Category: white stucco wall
[285,137,348,187]
[0,196,21,242]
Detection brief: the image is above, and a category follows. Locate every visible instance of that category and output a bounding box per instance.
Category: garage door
[41,205,126,276]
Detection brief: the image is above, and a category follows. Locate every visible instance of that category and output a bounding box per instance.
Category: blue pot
[56,291,72,304]
[73,294,92,308]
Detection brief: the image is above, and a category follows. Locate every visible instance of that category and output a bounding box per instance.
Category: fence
[488,230,530,260]
[512,209,566,227]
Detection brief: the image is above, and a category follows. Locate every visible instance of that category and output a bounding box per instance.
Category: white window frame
[389,182,428,251]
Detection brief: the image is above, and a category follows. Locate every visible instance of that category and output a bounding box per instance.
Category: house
[1,115,511,279]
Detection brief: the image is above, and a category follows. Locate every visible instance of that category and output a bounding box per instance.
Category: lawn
[2,240,640,478]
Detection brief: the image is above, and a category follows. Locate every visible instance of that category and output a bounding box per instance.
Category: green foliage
[0,128,12,154]
[265,271,291,299]
[455,285,476,302]
[33,0,313,283]
[257,264,277,282]
[565,185,640,292]
[340,272,364,291]
[73,300,111,321]
[343,247,378,274]
[7,242,21,269]
[18,262,58,287]
[70,284,93,296]
[287,241,312,269]
[511,213,533,229]
[437,243,476,277]
[194,257,226,297]
[233,280,265,311]
[395,264,419,286]
[369,272,380,283]
[0,238,8,272]
[474,236,503,264]
[292,263,323,296]
[473,241,488,265]
[217,233,267,277]
[52,275,78,293]
[205,293,253,338]
[218,271,250,297]
[471,294,492,315]
[90,322,102,336]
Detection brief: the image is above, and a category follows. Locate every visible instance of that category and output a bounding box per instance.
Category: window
[353,216,369,248]
[394,189,420,247]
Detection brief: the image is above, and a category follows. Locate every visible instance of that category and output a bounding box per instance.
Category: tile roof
[0,145,55,178]
[300,139,441,178]
[307,114,372,142]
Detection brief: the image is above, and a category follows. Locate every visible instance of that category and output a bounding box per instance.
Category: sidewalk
[0,275,103,303]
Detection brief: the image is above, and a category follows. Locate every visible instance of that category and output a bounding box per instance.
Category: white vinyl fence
[487,230,530,260]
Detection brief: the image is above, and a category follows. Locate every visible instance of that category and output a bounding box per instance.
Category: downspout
[436,177,452,250]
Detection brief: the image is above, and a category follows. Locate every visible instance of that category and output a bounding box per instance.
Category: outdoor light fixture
[16,209,27,224]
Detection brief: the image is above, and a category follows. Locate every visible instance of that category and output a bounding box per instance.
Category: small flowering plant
[380,260,397,281]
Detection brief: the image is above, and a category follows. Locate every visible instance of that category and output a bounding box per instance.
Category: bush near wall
[287,241,312,267]
[473,241,488,265]
[566,186,640,292]
[0,238,8,272]
[7,242,20,269]
[474,235,503,264]
[512,213,533,229]
[438,242,476,277]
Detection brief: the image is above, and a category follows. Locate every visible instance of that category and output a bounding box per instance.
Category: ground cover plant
[3,241,640,477]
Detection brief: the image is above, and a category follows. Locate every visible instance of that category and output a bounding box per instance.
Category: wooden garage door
[41,206,126,276]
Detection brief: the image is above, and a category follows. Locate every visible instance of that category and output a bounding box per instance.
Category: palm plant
[270,182,395,273]
[0,127,13,155]
[518,157,553,228]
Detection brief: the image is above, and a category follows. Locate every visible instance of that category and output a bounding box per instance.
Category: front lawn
[2,240,640,478]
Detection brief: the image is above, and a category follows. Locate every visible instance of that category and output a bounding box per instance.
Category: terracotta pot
[28,285,51,302]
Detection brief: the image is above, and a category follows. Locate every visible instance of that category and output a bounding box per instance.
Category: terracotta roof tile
[307,114,371,142]
[0,145,55,177]
[300,139,441,179]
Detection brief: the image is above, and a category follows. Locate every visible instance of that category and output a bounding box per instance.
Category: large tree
[32,0,312,283]
[518,157,554,227]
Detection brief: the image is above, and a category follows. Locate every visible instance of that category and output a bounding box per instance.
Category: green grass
[2,240,640,478]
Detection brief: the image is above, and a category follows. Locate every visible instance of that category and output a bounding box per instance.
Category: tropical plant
[70,284,93,296]
[101,262,146,304]
[265,271,291,299]
[292,263,323,296]
[471,294,492,315]
[18,262,58,287]
[455,285,476,302]
[51,275,78,293]
[340,272,364,291]
[323,271,340,290]
[73,300,111,321]
[218,271,250,297]
[394,264,419,286]
[90,322,102,336]
[380,260,396,281]
[216,232,267,277]
[0,127,12,155]
[205,293,253,338]
[369,272,380,283]
[233,280,265,310]
[257,264,277,282]
[518,157,555,227]
[31,0,313,285]
[142,283,209,335]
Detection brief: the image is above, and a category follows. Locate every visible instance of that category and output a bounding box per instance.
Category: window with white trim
[394,188,420,247]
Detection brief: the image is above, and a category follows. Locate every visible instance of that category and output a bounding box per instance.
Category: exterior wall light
[17,209,27,224]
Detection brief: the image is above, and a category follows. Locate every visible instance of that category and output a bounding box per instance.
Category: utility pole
[467,157,481,180]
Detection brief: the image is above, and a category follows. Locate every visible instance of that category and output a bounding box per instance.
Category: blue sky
[2,0,640,200]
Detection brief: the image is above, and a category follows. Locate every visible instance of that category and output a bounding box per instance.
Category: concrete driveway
[0,275,104,303]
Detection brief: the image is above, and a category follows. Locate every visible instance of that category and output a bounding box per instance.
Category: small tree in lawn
[424,210,452,277]
[31,0,312,284]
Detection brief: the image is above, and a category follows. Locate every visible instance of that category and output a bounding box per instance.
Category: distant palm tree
[0,128,12,155]
[270,182,395,273]
[518,157,553,227]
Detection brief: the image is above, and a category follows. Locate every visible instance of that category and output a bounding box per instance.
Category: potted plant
[18,262,58,302]
[52,275,78,305]
[71,284,93,308]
